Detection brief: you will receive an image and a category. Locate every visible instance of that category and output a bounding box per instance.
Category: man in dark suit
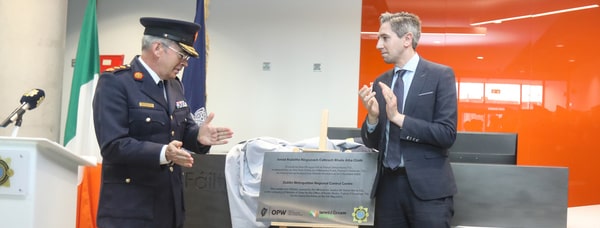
[358,12,458,228]
[92,17,233,228]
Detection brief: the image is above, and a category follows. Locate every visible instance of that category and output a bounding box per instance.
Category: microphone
[0,89,45,128]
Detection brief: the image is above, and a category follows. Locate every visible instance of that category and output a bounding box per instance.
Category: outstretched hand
[197,112,234,145]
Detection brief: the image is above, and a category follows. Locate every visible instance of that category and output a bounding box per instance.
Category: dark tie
[162,80,174,112]
[158,80,166,100]
[384,69,406,169]
[158,80,171,110]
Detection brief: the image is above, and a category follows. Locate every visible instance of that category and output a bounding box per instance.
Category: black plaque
[183,154,232,228]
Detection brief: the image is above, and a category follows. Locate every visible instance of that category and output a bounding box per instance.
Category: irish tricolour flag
[63,0,102,227]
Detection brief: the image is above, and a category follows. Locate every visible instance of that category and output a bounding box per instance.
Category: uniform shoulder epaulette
[104,64,131,73]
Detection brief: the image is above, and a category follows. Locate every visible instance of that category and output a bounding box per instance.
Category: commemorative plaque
[256,151,377,226]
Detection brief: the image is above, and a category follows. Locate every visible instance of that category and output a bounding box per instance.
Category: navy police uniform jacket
[93,56,209,228]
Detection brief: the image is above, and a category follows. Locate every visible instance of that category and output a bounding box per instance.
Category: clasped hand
[165,140,193,167]
[358,82,403,125]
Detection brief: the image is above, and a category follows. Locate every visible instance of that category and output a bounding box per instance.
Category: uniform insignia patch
[104,64,130,73]
[134,72,144,80]
[139,102,155,108]
[176,100,188,109]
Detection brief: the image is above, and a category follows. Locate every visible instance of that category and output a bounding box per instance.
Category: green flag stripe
[64,0,99,146]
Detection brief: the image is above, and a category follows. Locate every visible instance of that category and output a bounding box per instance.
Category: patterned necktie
[384,69,406,169]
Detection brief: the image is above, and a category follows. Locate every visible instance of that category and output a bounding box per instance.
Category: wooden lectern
[0,137,96,228]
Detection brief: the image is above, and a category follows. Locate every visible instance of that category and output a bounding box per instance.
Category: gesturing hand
[165,140,194,167]
[359,82,380,124]
[378,81,404,126]
[197,112,234,145]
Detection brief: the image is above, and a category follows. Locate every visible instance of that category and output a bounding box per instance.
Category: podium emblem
[0,156,14,187]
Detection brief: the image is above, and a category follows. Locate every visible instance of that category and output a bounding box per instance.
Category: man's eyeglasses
[166,45,190,61]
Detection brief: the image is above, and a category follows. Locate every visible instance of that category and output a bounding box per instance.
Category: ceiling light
[471,4,599,26]
[423,27,487,36]
[360,26,487,39]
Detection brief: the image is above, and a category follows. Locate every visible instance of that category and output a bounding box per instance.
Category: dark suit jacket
[361,58,458,200]
[93,56,210,228]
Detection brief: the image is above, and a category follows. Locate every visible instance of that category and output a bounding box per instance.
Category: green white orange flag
[64,0,100,158]
[63,0,101,227]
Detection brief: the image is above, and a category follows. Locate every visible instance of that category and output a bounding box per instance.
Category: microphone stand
[10,113,24,137]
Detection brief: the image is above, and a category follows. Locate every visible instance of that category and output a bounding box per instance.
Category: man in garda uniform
[92,17,234,228]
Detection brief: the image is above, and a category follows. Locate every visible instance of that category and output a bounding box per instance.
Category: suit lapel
[129,58,169,111]
[382,69,395,88]
[404,59,428,115]
[142,79,168,111]
[131,66,167,111]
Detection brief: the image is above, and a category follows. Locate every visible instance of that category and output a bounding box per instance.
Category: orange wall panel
[359,0,600,207]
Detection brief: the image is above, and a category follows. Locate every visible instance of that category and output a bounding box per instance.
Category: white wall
[204,0,362,152]
[0,0,68,139]
[61,0,362,153]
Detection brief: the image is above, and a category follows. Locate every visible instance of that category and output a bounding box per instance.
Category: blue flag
[182,0,207,125]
